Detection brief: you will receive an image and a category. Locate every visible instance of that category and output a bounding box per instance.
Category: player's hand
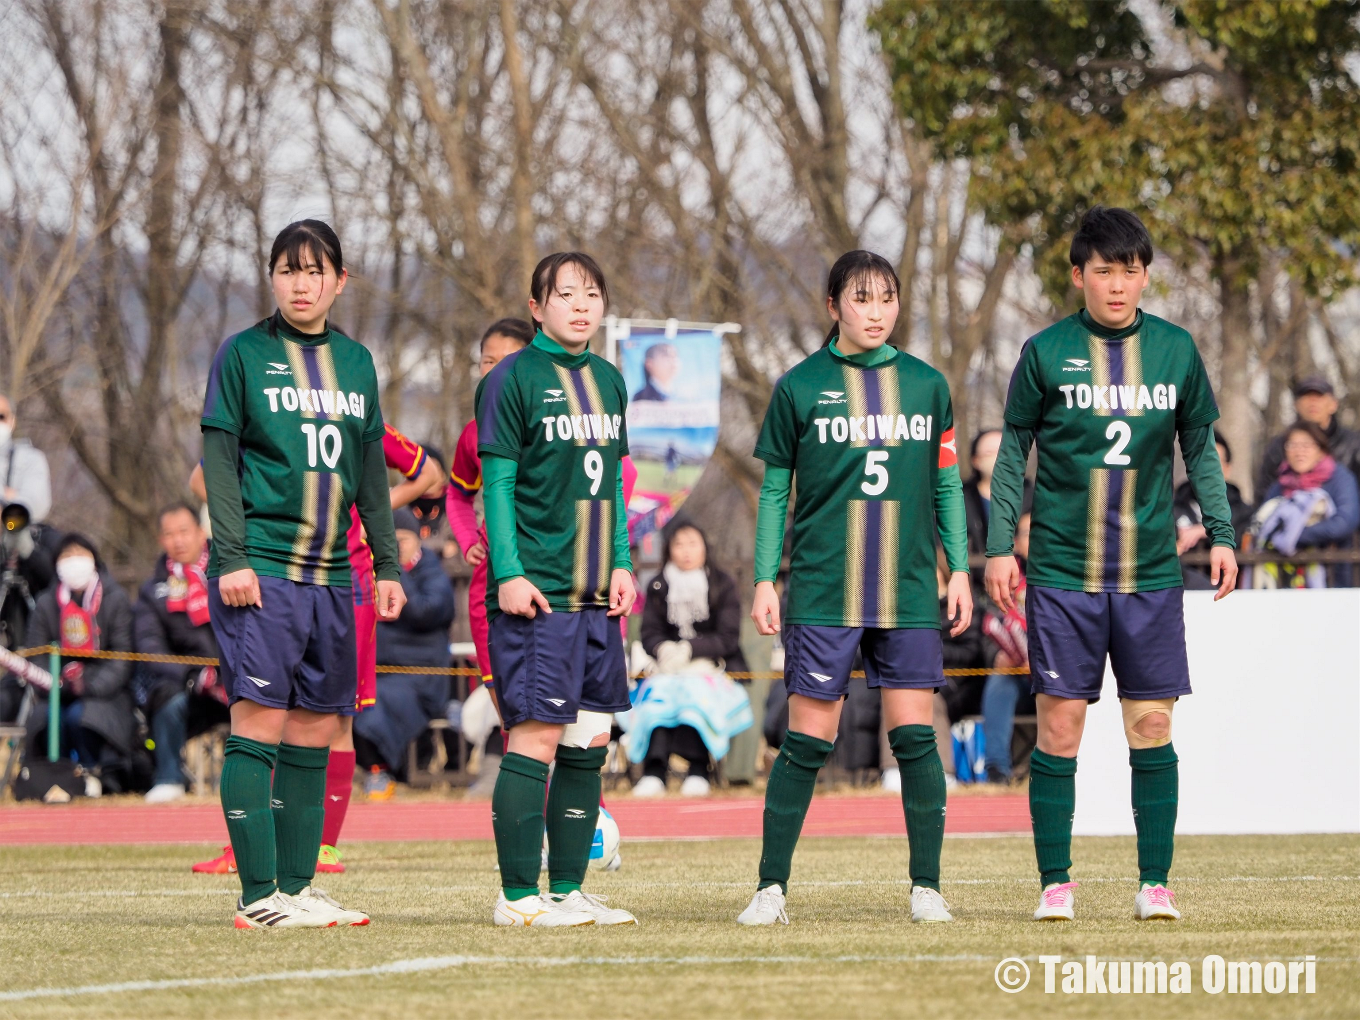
[751,580,781,636]
[375,579,407,621]
[464,542,486,567]
[218,567,262,608]
[985,556,1021,614]
[1209,546,1238,601]
[946,570,973,637]
[500,576,551,618]
[607,568,636,618]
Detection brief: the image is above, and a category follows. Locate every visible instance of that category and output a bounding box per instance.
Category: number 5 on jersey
[862,451,889,496]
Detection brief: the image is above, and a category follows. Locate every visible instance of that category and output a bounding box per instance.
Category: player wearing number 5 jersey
[477,252,638,928]
[985,207,1238,924]
[740,251,972,927]
[201,220,405,929]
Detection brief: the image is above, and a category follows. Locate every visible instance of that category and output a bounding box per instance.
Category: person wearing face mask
[24,534,136,796]
[0,394,52,525]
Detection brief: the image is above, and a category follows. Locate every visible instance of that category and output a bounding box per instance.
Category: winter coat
[1263,461,1360,586]
[1257,419,1360,501]
[134,552,221,716]
[641,565,749,675]
[375,552,456,674]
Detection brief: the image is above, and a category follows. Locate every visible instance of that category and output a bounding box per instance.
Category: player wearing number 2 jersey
[739,251,971,928]
[985,207,1237,924]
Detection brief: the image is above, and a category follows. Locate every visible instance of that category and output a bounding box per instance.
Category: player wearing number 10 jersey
[985,207,1238,924]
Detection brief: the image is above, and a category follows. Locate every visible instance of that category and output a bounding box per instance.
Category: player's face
[668,526,707,572]
[480,332,525,375]
[1073,255,1147,330]
[271,251,347,334]
[529,264,604,353]
[158,509,207,565]
[1283,431,1325,474]
[828,274,898,355]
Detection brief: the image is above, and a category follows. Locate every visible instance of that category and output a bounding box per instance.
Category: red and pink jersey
[348,423,428,605]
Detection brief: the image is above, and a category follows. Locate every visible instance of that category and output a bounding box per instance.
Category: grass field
[2,834,1357,1019]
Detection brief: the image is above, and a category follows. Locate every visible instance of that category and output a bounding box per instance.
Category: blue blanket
[617,672,754,764]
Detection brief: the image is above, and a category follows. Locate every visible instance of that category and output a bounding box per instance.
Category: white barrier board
[1072,588,1360,835]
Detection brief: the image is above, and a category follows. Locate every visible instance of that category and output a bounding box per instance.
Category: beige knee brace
[560,710,614,749]
[1121,697,1175,749]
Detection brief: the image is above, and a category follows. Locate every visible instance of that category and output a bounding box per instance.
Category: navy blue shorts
[209,576,358,715]
[782,623,943,702]
[488,607,630,729]
[1026,585,1191,703]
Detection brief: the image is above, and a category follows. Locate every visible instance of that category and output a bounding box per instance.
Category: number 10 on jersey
[301,423,343,469]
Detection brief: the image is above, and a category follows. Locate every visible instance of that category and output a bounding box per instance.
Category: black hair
[1213,429,1232,465]
[822,250,901,347]
[57,532,103,570]
[480,317,535,349]
[1285,419,1332,455]
[970,428,1003,461]
[420,443,446,473]
[268,219,344,277]
[1069,206,1153,270]
[662,518,714,569]
[529,252,609,327]
[157,501,200,529]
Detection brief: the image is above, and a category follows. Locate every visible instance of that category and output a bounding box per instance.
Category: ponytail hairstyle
[479,316,535,350]
[268,219,344,278]
[529,252,609,328]
[822,250,901,347]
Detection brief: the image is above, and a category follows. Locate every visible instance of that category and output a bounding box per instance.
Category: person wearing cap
[351,507,456,798]
[1256,376,1360,499]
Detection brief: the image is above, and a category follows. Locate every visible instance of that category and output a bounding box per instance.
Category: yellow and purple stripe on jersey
[284,340,348,586]
[1084,327,1143,593]
[553,362,615,609]
[842,361,902,628]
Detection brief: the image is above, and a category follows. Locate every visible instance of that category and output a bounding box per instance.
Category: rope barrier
[10,645,1031,680]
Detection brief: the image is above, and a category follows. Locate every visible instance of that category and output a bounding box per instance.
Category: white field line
[0,953,996,1002]
[3,874,1359,900]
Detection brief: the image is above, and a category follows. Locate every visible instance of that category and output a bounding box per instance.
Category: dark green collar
[828,337,898,367]
[1079,307,1143,342]
[532,330,591,367]
[270,310,331,346]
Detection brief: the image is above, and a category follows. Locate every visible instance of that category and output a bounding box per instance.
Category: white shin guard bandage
[560,710,613,749]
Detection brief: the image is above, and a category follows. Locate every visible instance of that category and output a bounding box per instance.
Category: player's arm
[1177,347,1238,600]
[933,419,972,636]
[751,465,791,636]
[482,453,549,617]
[356,438,407,620]
[201,427,260,608]
[983,424,1035,612]
[608,461,636,617]
[389,454,443,509]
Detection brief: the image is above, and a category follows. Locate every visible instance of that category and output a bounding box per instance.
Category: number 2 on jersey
[583,449,604,495]
[301,423,343,470]
[861,450,889,496]
[1104,420,1132,466]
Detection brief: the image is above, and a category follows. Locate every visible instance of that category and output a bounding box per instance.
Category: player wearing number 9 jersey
[739,251,971,927]
[984,207,1237,924]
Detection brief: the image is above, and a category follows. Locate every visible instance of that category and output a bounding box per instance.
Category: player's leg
[320,598,376,869]
[1026,586,1107,920]
[737,624,846,925]
[1109,587,1191,920]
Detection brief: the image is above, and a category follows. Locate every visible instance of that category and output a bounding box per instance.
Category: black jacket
[1257,418,1360,499]
[376,553,456,671]
[1173,479,1253,549]
[27,573,136,753]
[962,476,1033,582]
[641,565,749,674]
[134,553,220,709]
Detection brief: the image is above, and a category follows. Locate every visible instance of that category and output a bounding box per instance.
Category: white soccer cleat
[550,889,637,925]
[631,775,666,798]
[737,886,789,926]
[1033,881,1078,921]
[1134,883,1182,920]
[291,885,370,926]
[680,775,711,797]
[234,891,333,929]
[144,783,186,804]
[494,892,596,927]
[910,886,953,922]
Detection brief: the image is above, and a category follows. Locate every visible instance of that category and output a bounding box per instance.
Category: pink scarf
[1278,455,1336,498]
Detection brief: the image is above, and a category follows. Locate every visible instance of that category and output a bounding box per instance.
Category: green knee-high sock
[758,731,834,893]
[1130,742,1178,886]
[546,744,607,895]
[220,735,279,905]
[272,743,329,896]
[889,724,946,892]
[1029,748,1077,887]
[493,752,551,900]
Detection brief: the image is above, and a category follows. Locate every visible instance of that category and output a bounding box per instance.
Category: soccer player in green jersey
[477,252,638,927]
[739,251,972,926]
[985,207,1239,922]
[201,220,406,929]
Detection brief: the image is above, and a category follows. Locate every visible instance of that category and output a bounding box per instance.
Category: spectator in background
[1175,431,1253,589]
[136,503,229,803]
[962,430,1033,574]
[979,513,1034,783]
[1256,420,1360,587]
[25,534,135,796]
[635,522,748,797]
[1256,376,1360,496]
[929,549,987,788]
[0,394,52,524]
[353,508,455,798]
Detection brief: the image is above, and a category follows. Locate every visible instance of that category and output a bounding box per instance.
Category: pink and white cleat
[1134,883,1181,920]
[1033,881,1078,921]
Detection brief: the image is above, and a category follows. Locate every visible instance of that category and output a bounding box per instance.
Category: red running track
[0,795,1028,847]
